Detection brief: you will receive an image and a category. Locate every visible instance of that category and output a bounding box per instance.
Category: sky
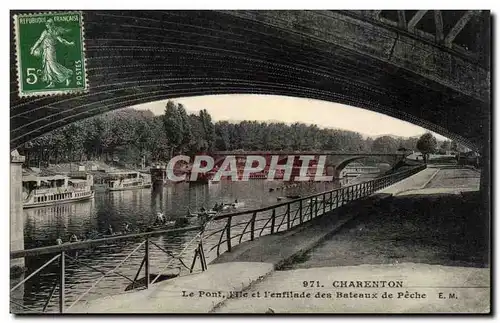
[132,94,448,140]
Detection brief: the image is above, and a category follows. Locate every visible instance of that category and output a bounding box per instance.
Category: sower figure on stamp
[30,18,74,88]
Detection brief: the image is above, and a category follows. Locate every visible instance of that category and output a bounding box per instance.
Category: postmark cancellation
[14,11,88,98]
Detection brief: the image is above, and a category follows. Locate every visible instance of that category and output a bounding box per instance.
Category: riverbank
[68,166,440,313]
[214,166,488,313]
[40,160,122,173]
[22,166,487,314]
[15,175,348,312]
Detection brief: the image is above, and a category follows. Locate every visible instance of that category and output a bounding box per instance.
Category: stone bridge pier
[10,150,25,274]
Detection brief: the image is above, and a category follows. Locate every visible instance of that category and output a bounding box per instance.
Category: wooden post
[310,198,314,219]
[250,212,256,241]
[329,192,333,211]
[315,197,318,217]
[199,242,207,271]
[286,204,291,229]
[270,209,276,234]
[145,238,150,288]
[189,249,199,273]
[299,199,303,224]
[59,251,65,313]
[199,244,206,271]
[226,217,232,252]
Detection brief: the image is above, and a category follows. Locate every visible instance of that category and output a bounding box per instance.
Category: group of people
[211,203,223,212]
[154,212,167,225]
[55,233,81,245]
[107,223,132,235]
[210,199,238,212]
[55,222,133,245]
[53,202,246,246]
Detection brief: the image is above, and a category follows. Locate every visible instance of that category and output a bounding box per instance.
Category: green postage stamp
[14,12,87,97]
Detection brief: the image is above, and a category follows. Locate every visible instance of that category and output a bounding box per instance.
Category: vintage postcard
[9,10,491,314]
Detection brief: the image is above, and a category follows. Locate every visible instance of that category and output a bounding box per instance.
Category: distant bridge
[210,151,412,176]
[212,151,409,157]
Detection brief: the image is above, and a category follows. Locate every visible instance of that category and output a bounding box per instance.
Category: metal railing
[10,225,207,313]
[11,165,425,313]
[203,165,426,259]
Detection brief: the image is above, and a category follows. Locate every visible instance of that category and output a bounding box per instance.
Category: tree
[215,121,232,150]
[371,136,399,153]
[22,100,448,170]
[177,104,193,153]
[416,132,437,163]
[162,100,183,158]
[198,109,216,151]
[440,140,451,152]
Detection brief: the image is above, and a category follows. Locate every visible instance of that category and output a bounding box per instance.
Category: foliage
[440,140,451,152]
[416,132,438,161]
[19,100,430,168]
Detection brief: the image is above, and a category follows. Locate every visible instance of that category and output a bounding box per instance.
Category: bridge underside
[10,10,490,151]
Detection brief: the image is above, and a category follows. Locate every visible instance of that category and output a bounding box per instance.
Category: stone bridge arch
[334,154,409,172]
[10,10,490,152]
[210,152,410,178]
[333,156,394,177]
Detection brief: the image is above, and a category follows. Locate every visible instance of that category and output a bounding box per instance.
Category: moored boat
[217,201,245,212]
[23,172,95,209]
[188,207,218,218]
[106,171,152,191]
[230,202,245,208]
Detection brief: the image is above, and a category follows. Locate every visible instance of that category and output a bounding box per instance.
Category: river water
[14,178,358,313]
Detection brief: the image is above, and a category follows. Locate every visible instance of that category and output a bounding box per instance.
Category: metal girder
[444,10,478,47]
[398,10,407,28]
[408,10,428,32]
[372,10,382,19]
[434,10,444,43]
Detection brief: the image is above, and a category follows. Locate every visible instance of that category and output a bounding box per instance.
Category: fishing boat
[188,208,218,218]
[149,220,176,229]
[106,171,152,191]
[286,194,301,199]
[214,201,245,213]
[232,202,245,208]
[22,173,95,209]
[197,210,218,217]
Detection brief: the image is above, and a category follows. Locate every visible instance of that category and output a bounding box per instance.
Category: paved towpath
[285,166,486,270]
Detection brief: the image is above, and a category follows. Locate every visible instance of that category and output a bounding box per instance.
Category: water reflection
[18,179,349,312]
